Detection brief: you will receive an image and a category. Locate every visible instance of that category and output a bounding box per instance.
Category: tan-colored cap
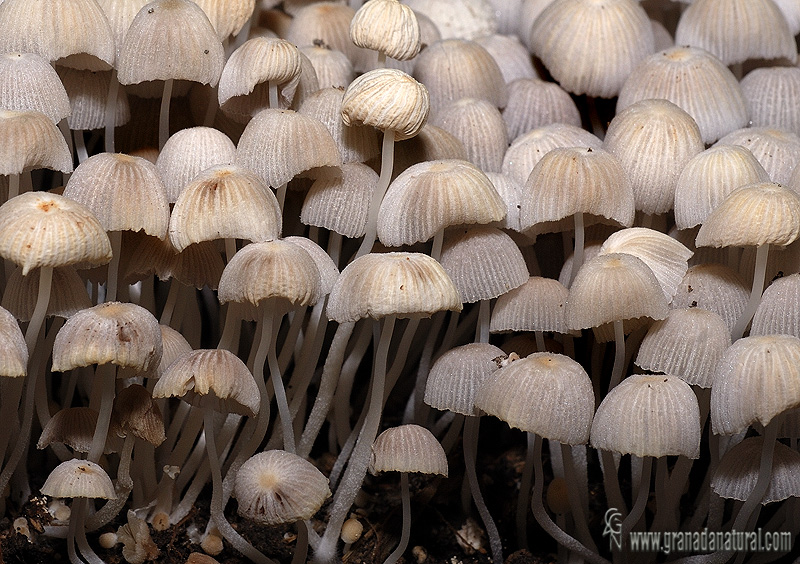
[0,305,27,378]
[153,349,259,416]
[0,192,112,276]
[40,459,116,499]
[350,0,421,61]
[168,165,282,251]
[37,407,122,454]
[2,266,91,322]
[117,0,224,86]
[0,110,73,175]
[369,424,448,476]
[234,450,331,525]
[326,252,462,323]
[490,276,572,335]
[112,384,166,446]
[475,352,595,445]
[193,0,254,41]
[51,302,162,375]
[341,68,429,140]
[301,161,377,238]
[56,67,130,131]
[712,437,800,504]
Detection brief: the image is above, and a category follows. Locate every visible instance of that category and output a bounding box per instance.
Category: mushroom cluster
[1,1,800,564]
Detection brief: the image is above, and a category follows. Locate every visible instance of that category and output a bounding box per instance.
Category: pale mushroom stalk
[560,443,597,553]
[517,432,535,550]
[531,434,612,564]
[412,312,446,426]
[70,498,105,564]
[104,69,119,153]
[205,409,277,564]
[570,211,585,285]
[264,302,295,452]
[285,299,329,426]
[159,78,174,150]
[608,320,626,391]
[355,131,395,259]
[464,416,503,564]
[732,243,769,340]
[617,456,652,562]
[315,316,396,563]
[332,322,373,452]
[475,300,490,344]
[297,321,356,458]
[383,472,411,564]
[0,266,52,510]
[85,434,135,531]
[293,520,311,564]
[105,231,122,303]
[87,362,117,463]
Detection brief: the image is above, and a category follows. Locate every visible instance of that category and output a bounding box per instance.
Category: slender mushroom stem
[569,211,585,286]
[159,78,174,150]
[464,416,503,564]
[732,243,769,340]
[383,472,411,564]
[105,69,119,153]
[355,130,395,259]
[608,320,626,391]
[517,432,535,550]
[105,231,122,303]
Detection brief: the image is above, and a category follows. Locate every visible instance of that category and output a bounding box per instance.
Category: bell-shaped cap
[711,334,800,435]
[117,0,224,86]
[350,0,421,61]
[112,384,166,446]
[2,266,91,322]
[41,459,116,500]
[341,68,429,140]
[153,349,260,416]
[0,110,73,175]
[591,374,701,458]
[475,352,595,445]
[0,306,27,378]
[751,273,800,338]
[0,52,71,123]
[51,302,162,375]
[0,192,112,275]
[369,424,448,476]
[235,450,331,525]
[490,276,572,335]
[326,252,462,323]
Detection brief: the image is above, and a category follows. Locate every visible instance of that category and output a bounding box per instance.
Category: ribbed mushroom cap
[377,159,505,247]
[153,349,260,416]
[193,0,254,41]
[598,227,693,303]
[369,424,448,476]
[565,253,669,330]
[300,46,353,90]
[37,407,120,454]
[56,67,130,131]
[413,38,507,119]
[235,108,342,188]
[424,343,504,416]
[433,98,507,173]
[2,266,91,322]
[156,127,236,203]
[711,334,800,435]
[41,459,116,500]
[285,2,368,66]
[393,124,468,173]
[218,240,322,308]
[326,252,462,323]
[301,161,377,238]
[111,384,166,446]
[674,0,796,66]
[298,87,380,164]
[696,182,800,248]
[0,52,71,123]
[520,147,635,237]
[636,307,731,389]
[0,110,73,175]
[341,68,429,141]
[0,0,115,71]
[485,172,522,233]
[617,46,748,144]
[501,123,603,187]
[674,145,771,230]
[774,0,800,35]
[168,165,282,251]
[604,99,704,215]
[712,436,800,503]
[235,450,331,525]
[529,0,654,98]
[282,236,339,296]
[751,273,800,338]
[475,352,595,444]
[218,37,302,119]
[350,0,421,61]
[156,324,192,378]
[405,0,496,40]
[474,34,538,85]
[671,263,749,333]
[0,306,27,378]
[51,302,162,375]
[502,78,581,142]
[64,152,170,239]
[0,192,112,276]
[439,226,528,303]
[98,0,151,61]
[714,127,800,186]
[591,374,701,458]
[124,233,224,289]
[490,276,572,335]
[117,0,224,86]
[741,67,800,136]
